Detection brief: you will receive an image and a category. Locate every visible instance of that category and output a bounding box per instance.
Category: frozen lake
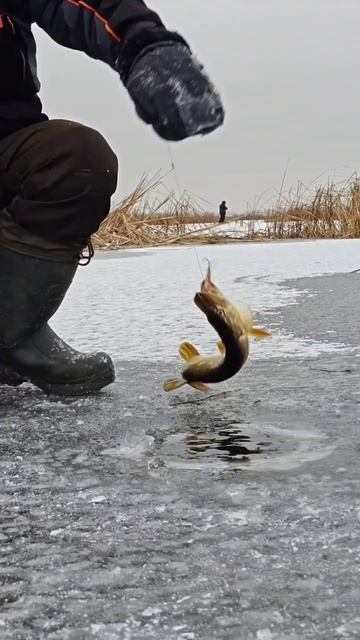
[1,238,360,640]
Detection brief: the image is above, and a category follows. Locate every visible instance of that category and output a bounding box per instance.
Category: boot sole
[29,369,116,396]
[2,352,116,396]
[0,368,24,387]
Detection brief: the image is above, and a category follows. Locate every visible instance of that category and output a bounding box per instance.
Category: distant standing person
[219,201,228,223]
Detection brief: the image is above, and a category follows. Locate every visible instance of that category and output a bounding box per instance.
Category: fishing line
[166,143,204,279]
[166,143,183,198]
[169,386,244,406]
[193,244,204,279]
[194,247,205,278]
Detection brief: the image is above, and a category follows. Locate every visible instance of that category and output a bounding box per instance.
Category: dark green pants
[0,119,118,244]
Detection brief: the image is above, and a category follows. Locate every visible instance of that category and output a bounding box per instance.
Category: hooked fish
[164,262,271,392]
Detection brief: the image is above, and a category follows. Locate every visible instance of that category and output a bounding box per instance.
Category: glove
[117,28,225,141]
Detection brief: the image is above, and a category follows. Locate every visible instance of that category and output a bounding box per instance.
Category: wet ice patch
[101,435,155,460]
[156,424,335,473]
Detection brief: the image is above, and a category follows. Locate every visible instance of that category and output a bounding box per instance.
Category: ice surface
[1,240,360,639]
[51,238,360,361]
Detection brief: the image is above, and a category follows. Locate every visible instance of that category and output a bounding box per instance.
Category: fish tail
[163,378,187,392]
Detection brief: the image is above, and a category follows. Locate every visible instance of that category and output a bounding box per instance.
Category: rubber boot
[0,364,23,387]
[0,245,115,396]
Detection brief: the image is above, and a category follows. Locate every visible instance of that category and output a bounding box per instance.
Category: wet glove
[117,27,225,141]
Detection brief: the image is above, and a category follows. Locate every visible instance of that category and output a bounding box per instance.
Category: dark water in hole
[158,423,276,470]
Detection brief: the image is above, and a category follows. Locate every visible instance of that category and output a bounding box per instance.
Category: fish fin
[163,379,187,392]
[248,327,272,339]
[238,302,254,332]
[179,342,200,361]
[189,382,211,392]
[217,340,226,354]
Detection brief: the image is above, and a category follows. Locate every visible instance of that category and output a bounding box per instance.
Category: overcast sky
[34,0,360,213]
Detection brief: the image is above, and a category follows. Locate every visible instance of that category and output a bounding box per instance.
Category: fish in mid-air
[164,262,271,392]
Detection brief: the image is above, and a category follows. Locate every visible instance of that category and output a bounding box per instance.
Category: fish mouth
[200,273,219,296]
[194,292,219,315]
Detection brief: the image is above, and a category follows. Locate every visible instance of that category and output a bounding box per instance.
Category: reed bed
[92,173,227,249]
[263,173,360,240]
[93,173,360,250]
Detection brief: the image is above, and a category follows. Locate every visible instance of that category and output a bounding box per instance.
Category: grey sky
[34,0,360,213]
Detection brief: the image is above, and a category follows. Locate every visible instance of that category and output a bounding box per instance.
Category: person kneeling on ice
[0,1,224,396]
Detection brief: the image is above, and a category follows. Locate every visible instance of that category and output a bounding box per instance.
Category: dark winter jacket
[0,0,180,140]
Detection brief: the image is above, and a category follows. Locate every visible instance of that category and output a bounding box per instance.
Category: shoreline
[94,235,360,254]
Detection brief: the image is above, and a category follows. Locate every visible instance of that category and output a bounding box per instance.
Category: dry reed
[93,172,360,250]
